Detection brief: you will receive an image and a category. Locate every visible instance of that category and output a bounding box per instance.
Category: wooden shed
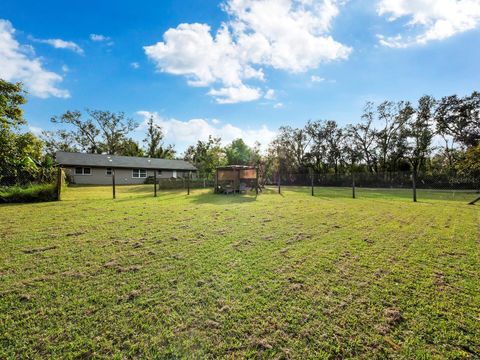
[215,165,259,194]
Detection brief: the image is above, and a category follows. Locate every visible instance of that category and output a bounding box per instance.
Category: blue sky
[1,0,479,152]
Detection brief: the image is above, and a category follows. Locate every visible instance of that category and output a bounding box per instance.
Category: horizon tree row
[1,78,479,185]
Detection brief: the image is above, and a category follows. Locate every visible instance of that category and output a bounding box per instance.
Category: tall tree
[50,110,101,153]
[436,91,480,148]
[376,101,410,173]
[270,126,311,173]
[50,109,138,154]
[404,96,434,175]
[143,116,175,159]
[0,79,26,128]
[348,102,378,173]
[92,110,138,154]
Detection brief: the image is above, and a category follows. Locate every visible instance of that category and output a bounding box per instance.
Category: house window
[75,167,91,175]
[132,169,147,178]
[106,168,112,176]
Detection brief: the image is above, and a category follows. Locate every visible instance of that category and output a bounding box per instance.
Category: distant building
[56,151,197,185]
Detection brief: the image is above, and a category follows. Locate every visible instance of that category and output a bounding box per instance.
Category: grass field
[0,185,479,358]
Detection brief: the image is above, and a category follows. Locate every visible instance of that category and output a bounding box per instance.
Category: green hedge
[0,184,57,203]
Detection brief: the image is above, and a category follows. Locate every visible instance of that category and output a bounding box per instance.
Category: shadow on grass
[190,191,258,205]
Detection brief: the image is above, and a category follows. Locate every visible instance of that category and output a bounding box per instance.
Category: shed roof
[56,151,197,171]
[216,165,256,170]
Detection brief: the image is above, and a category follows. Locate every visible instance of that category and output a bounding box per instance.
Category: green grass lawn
[1,186,479,358]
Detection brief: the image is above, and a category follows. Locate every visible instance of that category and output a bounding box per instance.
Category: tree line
[1,78,479,186]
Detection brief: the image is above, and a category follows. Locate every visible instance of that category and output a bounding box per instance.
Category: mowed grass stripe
[0,186,479,358]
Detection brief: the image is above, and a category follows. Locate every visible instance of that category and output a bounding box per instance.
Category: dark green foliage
[0,183,57,203]
[0,79,26,128]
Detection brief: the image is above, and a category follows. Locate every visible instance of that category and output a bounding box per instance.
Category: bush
[0,184,57,203]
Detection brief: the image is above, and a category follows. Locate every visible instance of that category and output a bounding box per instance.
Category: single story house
[56,151,197,185]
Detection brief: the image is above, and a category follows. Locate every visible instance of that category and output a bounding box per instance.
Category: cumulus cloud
[131,62,140,69]
[32,37,84,54]
[144,0,351,103]
[136,111,276,151]
[0,19,70,98]
[377,0,480,47]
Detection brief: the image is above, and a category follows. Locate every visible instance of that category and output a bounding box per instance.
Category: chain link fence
[263,171,480,203]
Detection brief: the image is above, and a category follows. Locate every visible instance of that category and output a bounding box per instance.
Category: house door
[172,170,177,178]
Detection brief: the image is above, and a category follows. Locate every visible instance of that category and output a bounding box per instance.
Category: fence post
[412,170,417,202]
[56,167,63,201]
[278,170,281,194]
[310,168,314,196]
[187,171,190,195]
[112,168,116,200]
[154,170,157,197]
[352,172,356,199]
[255,167,259,195]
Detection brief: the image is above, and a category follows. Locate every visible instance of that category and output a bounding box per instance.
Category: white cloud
[377,0,480,47]
[90,33,110,42]
[62,65,69,73]
[144,0,351,103]
[208,84,262,104]
[136,111,276,151]
[28,126,43,136]
[273,102,284,108]
[0,19,70,98]
[131,62,140,69]
[264,88,275,100]
[32,37,84,54]
[311,75,325,82]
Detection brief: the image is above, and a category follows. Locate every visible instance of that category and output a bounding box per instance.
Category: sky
[1,0,480,153]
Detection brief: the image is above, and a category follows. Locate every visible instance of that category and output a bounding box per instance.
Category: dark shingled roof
[56,151,197,171]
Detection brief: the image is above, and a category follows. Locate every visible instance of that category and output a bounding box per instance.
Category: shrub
[0,184,57,203]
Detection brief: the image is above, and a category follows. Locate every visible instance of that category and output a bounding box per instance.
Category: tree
[50,110,101,153]
[404,96,434,175]
[348,102,378,173]
[0,129,44,185]
[119,138,144,157]
[436,91,480,148]
[323,120,344,174]
[0,79,26,128]
[92,110,138,154]
[184,136,225,179]
[143,116,176,159]
[376,101,410,173]
[42,130,78,156]
[224,138,257,165]
[270,126,311,173]
[456,145,480,179]
[50,109,138,154]
[305,120,328,173]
